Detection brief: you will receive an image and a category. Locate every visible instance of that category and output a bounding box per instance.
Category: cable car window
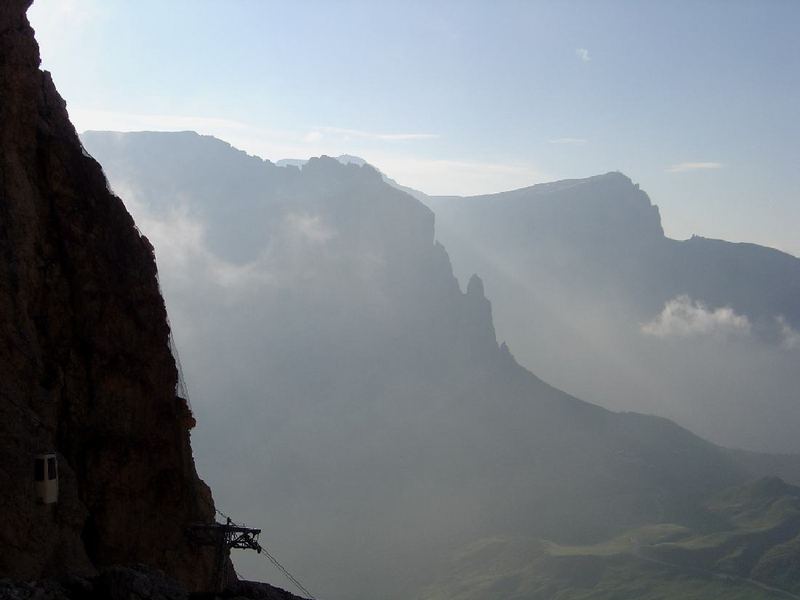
[47,456,57,480]
[35,458,45,481]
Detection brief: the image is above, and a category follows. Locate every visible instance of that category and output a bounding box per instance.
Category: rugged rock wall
[81,129,765,600]
[0,1,219,589]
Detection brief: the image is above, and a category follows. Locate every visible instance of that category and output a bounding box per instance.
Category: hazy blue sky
[29,0,799,256]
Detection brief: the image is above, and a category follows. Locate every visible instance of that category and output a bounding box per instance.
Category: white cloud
[777,316,800,350]
[641,295,751,339]
[666,162,724,173]
[548,137,587,145]
[111,180,276,291]
[285,213,336,244]
[110,181,203,269]
[575,48,591,62]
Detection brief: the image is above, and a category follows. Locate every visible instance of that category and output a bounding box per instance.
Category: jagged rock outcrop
[0,1,219,589]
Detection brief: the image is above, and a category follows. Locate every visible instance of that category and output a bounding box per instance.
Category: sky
[28,0,799,257]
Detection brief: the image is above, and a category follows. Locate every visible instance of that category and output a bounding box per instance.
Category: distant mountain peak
[276,154,369,169]
[466,273,486,298]
[335,154,368,166]
[596,170,633,182]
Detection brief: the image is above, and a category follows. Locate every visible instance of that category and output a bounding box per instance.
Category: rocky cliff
[81,130,772,600]
[424,172,800,454]
[0,1,220,589]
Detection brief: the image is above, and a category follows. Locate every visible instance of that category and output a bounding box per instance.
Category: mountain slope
[424,173,800,453]
[426,172,799,326]
[423,477,800,600]
[80,131,797,599]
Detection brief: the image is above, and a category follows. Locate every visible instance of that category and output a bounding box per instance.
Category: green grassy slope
[422,478,800,600]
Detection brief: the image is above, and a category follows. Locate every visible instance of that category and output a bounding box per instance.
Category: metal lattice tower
[188,518,263,592]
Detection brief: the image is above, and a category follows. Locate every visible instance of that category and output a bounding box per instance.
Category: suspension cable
[215,509,317,599]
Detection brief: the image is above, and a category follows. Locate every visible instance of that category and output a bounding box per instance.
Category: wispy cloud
[575,48,591,62]
[548,137,587,145]
[642,295,751,339]
[666,161,724,173]
[777,316,800,351]
[316,127,439,142]
[285,213,336,245]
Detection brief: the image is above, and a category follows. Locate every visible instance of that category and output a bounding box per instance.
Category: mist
[81,131,800,600]
[424,174,800,454]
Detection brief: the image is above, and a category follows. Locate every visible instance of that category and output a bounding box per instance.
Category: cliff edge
[0,0,220,589]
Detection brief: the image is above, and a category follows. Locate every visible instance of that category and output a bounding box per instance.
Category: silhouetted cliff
[425,172,800,453]
[81,130,789,600]
[0,1,221,590]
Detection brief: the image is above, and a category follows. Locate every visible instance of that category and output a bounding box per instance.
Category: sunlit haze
[4,2,800,599]
[29,0,800,257]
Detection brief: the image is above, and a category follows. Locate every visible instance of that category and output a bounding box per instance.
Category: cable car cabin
[34,453,58,504]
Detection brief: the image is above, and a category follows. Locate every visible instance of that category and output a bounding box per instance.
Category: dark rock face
[0,1,218,589]
[0,565,305,600]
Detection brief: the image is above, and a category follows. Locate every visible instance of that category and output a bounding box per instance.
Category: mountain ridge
[81,129,800,599]
[420,164,800,453]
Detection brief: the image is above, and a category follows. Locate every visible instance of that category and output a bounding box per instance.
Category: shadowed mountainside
[81,130,799,600]
[423,173,800,453]
[422,477,800,600]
